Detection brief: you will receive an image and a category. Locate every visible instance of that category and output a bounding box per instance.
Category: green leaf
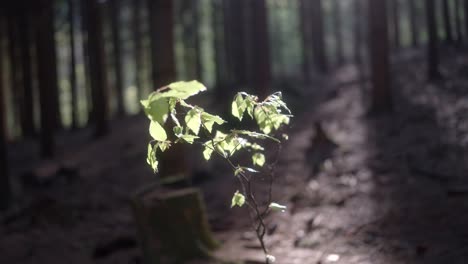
[157,141,170,152]
[252,153,266,167]
[179,134,199,144]
[203,145,214,160]
[269,202,287,212]
[231,191,245,208]
[201,112,226,133]
[147,80,207,101]
[232,93,247,120]
[185,108,202,135]
[149,121,167,141]
[141,98,169,124]
[146,143,159,173]
[173,126,183,136]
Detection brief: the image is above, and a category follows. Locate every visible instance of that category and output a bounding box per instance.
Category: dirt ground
[1,48,468,264]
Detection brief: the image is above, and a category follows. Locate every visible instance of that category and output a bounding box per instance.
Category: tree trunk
[36,0,58,157]
[84,0,109,137]
[132,0,143,102]
[69,0,79,128]
[147,0,176,88]
[442,0,454,43]
[251,0,271,99]
[353,0,363,64]
[408,0,420,47]
[80,0,93,124]
[426,0,441,80]
[110,0,125,116]
[390,0,401,50]
[310,0,328,73]
[332,0,344,65]
[454,0,463,42]
[0,14,11,210]
[6,14,21,137]
[19,11,35,137]
[368,0,392,113]
[465,0,468,39]
[192,0,203,80]
[299,0,312,82]
[229,0,248,86]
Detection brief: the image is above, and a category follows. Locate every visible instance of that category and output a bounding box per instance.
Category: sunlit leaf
[231,191,245,208]
[201,112,226,133]
[185,108,201,135]
[232,93,247,121]
[149,121,167,141]
[252,153,266,167]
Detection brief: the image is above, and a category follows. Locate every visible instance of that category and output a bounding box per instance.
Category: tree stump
[131,187,219,263]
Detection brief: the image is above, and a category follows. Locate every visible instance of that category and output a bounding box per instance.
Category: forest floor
[1,47,468,264]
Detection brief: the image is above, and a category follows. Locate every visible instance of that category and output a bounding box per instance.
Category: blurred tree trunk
[368,0,392,113]
[147,0,176,88]
[80,0,93,124]
[310,0,328,73]
[0,14,11,210]
[332,0,344,65]
[36,0,58,157]
[389,0,401,50]
[69,0,79,128]
[464,0,468,39]
[229,0,248,86]
[19,11,35,137]
[84,0,109,137]
[454,0,463,42]
[6,14,21,137]
[442,0,453,43]
[192,0,203,80]
[110,0,125,116]
[408,0,420,47]
[353,0,363,64]
[212,0,227,88]
[299,0,312,82]
[251,0,271,99]
[426,0,441,80]
[132,0,143,102]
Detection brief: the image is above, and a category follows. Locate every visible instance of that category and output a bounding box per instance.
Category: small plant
[141,81,292,263]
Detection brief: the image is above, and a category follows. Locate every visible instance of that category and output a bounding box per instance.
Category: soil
[1,47,468,264]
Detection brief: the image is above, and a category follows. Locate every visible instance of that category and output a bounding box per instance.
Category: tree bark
[69,0,79,128]
[299,0,312,82]
[18,11,35,137]
[390,0,401,50]
[84,0,109,137]
[332,0,344,65]
[310,0,328,73]
[147,0,176,88]
[454,0,463,42]
[408,0,420,47]
[110,0,125,116]
[251,0,271,99]
[36,0,58,157]
[426,0,441,80]
[0,14,11,210]
[442,0,453,43]
[464,0,468,39]
[368,0,392,113]
[132,0,143,102]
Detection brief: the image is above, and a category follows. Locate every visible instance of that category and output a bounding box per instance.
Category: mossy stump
[131,187,219,263]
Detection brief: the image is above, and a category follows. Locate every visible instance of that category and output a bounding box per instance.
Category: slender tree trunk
[36,0,58,157]
[229,0,248,86]
[454,0,463,42]
[251,0,271,99]
[464,0,468,39]
[192,0,203,80]
[212,0,226,88]
[110,0,125,116]
[332,0,344,65]
[442,0,454,42]
[390,0,401,50]
[147,0,176,88]
[368,0,392,113]
[0,13,11,210]
[408,0,420,47]
[19,11,35,137]
[299,0,312,82]
[80,0,93,124]
[310,0,328,73]
[132,0,143,101]
[69,0,79,128]
[84,0,109,137]
[353,0,363,64]
[426,0,441,80]
[6,14,21,137]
